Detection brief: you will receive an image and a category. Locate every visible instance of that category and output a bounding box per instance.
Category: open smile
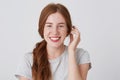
[49,37,61,42]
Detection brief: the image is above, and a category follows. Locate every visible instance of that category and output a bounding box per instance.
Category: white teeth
[50,37,60,40]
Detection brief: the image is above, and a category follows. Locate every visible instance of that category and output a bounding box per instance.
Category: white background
[0,0,120,80]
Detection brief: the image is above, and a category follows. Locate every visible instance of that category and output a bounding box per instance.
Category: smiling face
[44,12,68,48]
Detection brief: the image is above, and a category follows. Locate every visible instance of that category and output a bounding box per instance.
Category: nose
[52,27,59,34]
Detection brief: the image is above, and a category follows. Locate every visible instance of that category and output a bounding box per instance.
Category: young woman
[15,3,91,80]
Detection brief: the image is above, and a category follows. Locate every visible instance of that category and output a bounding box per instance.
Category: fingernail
[72,26,75,29]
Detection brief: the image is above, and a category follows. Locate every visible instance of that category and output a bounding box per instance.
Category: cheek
[60,30,68,36]
[61,27,68,34]
[43,29,49,37]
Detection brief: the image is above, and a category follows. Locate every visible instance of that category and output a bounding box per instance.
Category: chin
[48,42,63,48]
[51,44,62,48]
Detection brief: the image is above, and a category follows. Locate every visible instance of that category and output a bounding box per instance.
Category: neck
[47,44,65,59]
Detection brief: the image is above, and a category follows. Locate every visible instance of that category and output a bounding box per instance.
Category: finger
[72,26,75,29]
[69,33,73,43]
[71,28,80,37]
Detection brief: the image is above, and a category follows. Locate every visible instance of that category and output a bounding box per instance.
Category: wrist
[68,51,76,57]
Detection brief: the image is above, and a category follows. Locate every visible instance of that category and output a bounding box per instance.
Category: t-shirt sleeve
[15,53,32,79]
[76,48,91,69]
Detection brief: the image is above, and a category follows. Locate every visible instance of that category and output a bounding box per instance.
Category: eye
[46,25,52,27]
[58,25,64,28]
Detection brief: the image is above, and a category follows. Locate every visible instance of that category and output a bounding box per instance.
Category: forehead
[46,12,66,23]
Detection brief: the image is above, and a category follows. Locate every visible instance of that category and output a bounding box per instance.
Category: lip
[49,36,61,42]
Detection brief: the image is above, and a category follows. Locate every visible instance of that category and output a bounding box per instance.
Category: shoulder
[65,46,91,64]
[24,52,33,58]
[65,45,89,56]
[22,52,33,66]
[75,48,89,57]
[75,48,91,64]
[65,45,88,55]
[15,52,33,79]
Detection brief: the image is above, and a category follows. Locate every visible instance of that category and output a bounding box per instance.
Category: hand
[68,26,80,52]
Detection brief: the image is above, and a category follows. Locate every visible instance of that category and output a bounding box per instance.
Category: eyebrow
[45,22,52,24]
[45,22,66,25]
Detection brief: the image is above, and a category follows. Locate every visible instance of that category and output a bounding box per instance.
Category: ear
[66,32,71,37]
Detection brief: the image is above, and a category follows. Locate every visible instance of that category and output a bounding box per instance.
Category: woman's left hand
[68,26,80,52]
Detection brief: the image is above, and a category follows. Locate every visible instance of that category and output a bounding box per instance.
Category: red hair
[32,3,72,80]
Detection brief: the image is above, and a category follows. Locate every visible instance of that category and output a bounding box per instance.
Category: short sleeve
[15,52,33,79]
[76,48,91,69]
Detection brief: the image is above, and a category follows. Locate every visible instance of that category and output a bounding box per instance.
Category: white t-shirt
[15,46,91,80]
